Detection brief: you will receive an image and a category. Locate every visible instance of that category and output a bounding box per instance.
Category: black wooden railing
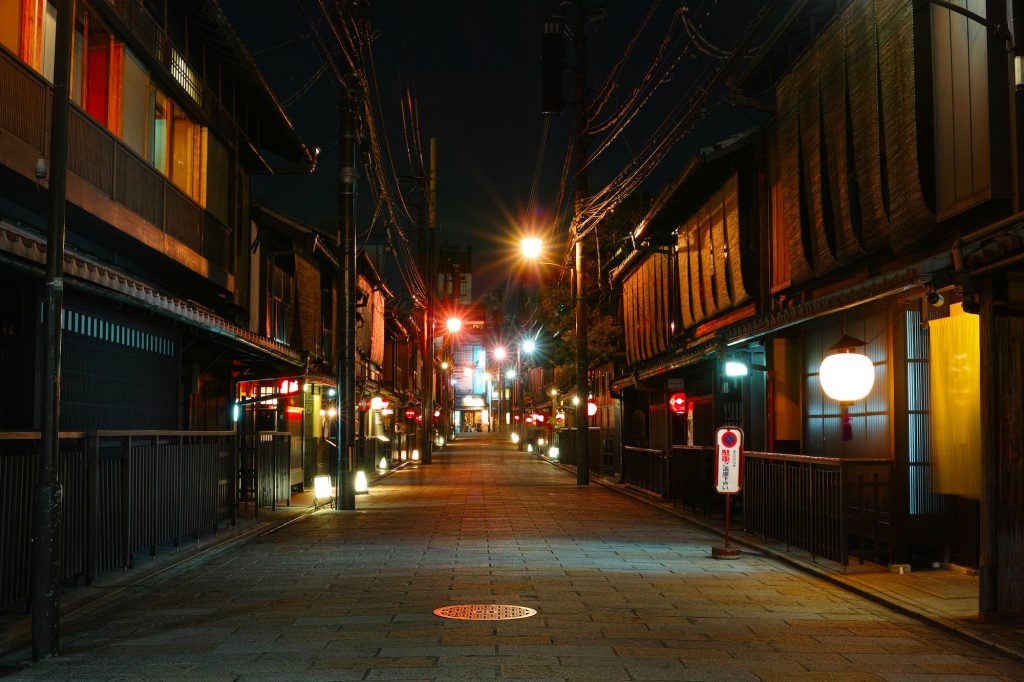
[669,446,722,516]
[622,446,667,497]
[0,430,237,610]
[237,431,291,514]
[744,452,892,565]
[553,427,602,475]
[611,443,892,566]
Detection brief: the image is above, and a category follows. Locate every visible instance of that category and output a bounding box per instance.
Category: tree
[535,191,649,387]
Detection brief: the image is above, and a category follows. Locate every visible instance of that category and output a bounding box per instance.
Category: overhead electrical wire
[570,0,787,243]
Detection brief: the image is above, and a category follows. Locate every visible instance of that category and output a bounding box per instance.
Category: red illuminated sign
[405,409,417,419]
[669,392,687,415]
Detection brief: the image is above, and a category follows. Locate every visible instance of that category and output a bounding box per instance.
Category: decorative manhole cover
[433,604,537,621]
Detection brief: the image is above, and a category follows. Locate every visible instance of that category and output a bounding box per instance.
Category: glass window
[148,85,169,174]
[70,23,83,105]
[204,131,229,221]
[269,265,292,344]
[40,0,56,81]
[170,102,206,203]
[84,24,113,126]
[120,47,148,156]
[0,1,21,55]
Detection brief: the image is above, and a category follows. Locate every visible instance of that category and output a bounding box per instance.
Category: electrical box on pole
[541,17,563,115]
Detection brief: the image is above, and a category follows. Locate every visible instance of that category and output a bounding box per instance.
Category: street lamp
[521,237,589,485]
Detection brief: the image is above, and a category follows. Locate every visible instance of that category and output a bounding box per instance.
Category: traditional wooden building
[610,0,1024,616]
[0,0,316,606]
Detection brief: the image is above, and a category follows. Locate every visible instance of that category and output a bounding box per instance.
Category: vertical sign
[715,426,743,493]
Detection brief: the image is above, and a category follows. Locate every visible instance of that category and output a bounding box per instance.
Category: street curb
[537,455,1024,666]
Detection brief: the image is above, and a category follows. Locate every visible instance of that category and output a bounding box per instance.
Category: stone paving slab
[2,434,1023,681]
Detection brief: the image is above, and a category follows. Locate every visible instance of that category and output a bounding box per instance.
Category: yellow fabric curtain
[929,311,981,499]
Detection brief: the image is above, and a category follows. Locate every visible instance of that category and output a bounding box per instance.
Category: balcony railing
[0,430,237,610]
[0,46,232,275]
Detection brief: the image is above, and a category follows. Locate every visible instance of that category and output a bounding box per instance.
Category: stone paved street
[5,434,1024,681]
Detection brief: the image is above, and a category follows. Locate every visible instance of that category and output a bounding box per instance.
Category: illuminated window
[148,86,169,173]
[16,0,57,80]
[169,47,199,104]
[170,102,206,204]
[0,1,20,55]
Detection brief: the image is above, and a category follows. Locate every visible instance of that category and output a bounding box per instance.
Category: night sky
[220,0,766,298]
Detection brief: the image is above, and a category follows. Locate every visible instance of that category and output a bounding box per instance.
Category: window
[1,1,22,57]
[204,132,229,222]
[320,281,333,359]
[148,85,169,173]
[120,48,148,156]
[803,312,889,457]
[268,264,292,344]
[84,22,117,128]
[170,102,206,203]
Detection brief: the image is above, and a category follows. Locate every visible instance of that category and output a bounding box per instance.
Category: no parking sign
[715,427,743,494]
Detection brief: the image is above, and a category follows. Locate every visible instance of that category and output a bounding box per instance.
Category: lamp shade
[819,351,875,402]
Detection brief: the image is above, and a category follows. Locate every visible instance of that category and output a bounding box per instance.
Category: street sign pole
[712,426,743,560]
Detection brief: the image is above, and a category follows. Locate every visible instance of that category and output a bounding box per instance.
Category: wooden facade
[610,0,1024,615]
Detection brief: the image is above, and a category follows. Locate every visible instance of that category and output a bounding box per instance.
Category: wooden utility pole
[573,0,590,486]
[422,138,437,464]
[335,0,359,510]
[31,0,74,659]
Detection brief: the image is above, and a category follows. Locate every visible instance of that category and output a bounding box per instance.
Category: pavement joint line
[531,453,1024,668]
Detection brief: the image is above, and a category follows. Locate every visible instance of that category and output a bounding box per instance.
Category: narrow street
[6,435,1024,681]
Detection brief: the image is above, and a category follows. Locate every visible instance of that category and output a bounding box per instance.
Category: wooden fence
[0,430,242,610]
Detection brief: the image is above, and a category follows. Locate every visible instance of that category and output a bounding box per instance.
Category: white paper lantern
[819,351,874,402]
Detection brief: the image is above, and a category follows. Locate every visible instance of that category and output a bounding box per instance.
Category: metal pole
[573,0,590,486]
[31,0,74,659]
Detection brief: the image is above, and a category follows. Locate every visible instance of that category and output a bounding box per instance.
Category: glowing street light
[521,237,543,260]
[521,236,589,484]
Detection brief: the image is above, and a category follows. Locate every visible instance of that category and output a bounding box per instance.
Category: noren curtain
[929,311,981,499]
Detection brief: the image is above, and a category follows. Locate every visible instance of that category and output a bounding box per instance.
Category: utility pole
[335,0,359,510]
[31,0,74,659]
[573,0,590,486]
[422,138,437,464]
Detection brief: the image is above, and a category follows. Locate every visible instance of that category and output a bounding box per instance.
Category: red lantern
[669,392,687,415]
[405,409,417,419]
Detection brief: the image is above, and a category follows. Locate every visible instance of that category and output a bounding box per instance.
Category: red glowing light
[669,392,687,415]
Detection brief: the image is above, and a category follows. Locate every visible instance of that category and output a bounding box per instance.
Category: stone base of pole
[711,546,741,560]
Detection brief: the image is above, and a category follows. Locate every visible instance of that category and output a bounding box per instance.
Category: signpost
[713,426,743,559]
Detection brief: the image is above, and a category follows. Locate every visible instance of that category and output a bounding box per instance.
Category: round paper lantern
[819,351,874,402]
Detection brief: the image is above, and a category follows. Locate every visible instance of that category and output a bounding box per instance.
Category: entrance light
[819,334,874,402]
[724,361,748,377]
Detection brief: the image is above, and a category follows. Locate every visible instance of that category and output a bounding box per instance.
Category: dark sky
[220,0,767,298]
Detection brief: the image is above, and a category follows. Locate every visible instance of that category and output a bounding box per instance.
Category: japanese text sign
[715,426,743,494]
